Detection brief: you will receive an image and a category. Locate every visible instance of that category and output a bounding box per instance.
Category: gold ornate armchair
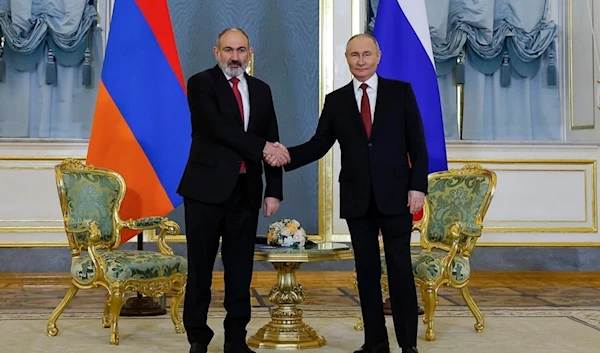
[47,159,188,345]
[354,164,496,341]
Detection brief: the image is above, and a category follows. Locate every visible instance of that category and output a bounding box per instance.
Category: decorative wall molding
[325,143,600,246]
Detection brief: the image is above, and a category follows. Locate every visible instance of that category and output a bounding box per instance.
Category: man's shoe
[189,342,208,353]
[224,342,256,353]
[402,347,419,353]
[353,340,390,353]
[418,306,425,315]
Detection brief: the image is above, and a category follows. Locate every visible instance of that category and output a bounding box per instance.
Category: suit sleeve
[263,86,284,201]
[284,95,336,172]
[187,76,265,162]
[404,83,429,194]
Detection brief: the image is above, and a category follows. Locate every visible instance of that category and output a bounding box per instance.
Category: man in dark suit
[267,34,427,353]
[178,28,290,353]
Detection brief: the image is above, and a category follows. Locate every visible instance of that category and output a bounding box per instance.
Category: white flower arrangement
[266,218,307,248]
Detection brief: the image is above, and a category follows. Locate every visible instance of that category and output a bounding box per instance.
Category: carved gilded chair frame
[47,159,187,345]
[413,164,496,341]
[354,164,497,342]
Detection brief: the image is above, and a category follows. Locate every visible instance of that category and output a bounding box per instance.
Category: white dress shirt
[352,74,378,123]
[224,72,250,131]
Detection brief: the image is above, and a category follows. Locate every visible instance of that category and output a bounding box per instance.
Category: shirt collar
[353,73,378,92]
[224,70,247,84]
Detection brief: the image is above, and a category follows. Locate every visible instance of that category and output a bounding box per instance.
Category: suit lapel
[245,73,259,133]
[370,77,388,141]
[342,82,370,142]
[211,66,243,126]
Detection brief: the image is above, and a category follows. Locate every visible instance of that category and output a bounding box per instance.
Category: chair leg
[460,284,484,332]
[421,285,438,341]
[102,293,111,328]
[353,271,364,331]
[354,316,364,330]
[170,280,186,334]
[380,275,389,297]
[47,282,79,337]
[108,283,126,345]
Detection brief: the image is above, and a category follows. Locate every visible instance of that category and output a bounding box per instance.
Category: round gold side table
[248,242,354,350]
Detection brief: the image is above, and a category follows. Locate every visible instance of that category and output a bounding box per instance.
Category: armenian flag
[87,0,190,243]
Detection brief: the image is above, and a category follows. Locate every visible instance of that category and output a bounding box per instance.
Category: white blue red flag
[373,0,448,173]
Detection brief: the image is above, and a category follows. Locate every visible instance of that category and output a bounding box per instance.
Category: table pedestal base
[248,304,326,349]
[248,262,326,350]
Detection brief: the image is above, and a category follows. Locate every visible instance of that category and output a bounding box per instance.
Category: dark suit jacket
[177,65,283,209]
[285,76,427,219]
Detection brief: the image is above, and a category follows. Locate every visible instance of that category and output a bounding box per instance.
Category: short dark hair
[216,28,250,48]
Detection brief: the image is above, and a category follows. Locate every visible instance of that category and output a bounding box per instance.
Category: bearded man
[177,27,289,353]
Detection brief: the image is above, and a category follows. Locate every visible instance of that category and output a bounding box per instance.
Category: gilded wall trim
[568,0,595,130]
[320,158,599,244]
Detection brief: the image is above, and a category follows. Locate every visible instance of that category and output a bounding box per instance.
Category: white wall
[0,0,598,247]
[321,0,600,246]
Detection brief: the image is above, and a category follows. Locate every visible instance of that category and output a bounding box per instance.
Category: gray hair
[345,33,381,53]
[216,28,250,48]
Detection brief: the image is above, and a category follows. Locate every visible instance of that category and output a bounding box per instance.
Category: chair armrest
[450,221,482,257]
[65,218,99,234]
[451,221,482,237]
[123,216,164,230]
[65,218,103,249]
[65,218,106,283]
[121,217,181,255]
[436,224,461,272]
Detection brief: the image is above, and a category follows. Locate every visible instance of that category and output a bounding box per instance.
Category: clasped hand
[263,141,290,167]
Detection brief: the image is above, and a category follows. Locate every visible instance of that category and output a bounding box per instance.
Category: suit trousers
[346,191,418,348]
[183,174,259,345]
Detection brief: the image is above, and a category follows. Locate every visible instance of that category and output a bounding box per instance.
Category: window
[0,0,102,139]
[367,0,574,142]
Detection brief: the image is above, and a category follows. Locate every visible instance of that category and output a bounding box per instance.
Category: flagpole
[457,84,464,140]
[456,54,465,140]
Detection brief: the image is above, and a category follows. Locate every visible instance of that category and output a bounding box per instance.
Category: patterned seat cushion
[380,251,470,283]
[71,250,187,284]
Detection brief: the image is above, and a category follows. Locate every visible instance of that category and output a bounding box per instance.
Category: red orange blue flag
[87,0,190,243]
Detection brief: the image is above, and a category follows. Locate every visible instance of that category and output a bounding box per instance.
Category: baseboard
[2,271,600,288]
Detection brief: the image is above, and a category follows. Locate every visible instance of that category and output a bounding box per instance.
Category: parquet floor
[1,271,600,311]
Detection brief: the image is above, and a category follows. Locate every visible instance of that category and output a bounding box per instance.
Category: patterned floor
[3,304,600,353]
[2,285,600,311]
[3,278,600,352]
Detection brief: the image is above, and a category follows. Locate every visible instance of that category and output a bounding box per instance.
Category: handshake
[263,141,290,167]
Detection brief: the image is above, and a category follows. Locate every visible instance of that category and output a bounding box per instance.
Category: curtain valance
[0,0,97,85]
[369,0,559,86]
[425,0,558,85]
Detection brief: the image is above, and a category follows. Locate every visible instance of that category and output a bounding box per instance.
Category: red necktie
[360,83,372,138]
[230,77,246,173]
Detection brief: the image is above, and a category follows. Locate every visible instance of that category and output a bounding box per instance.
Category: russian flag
[87,0,190,244]
[373,0,447,174]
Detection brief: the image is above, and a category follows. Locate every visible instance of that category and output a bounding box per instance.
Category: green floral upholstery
[51,160,188,346]
[425,175,490,247]
[72,250,188,284]
[360,165,495,340]
[380,252,470,283]
[62,171,121,246]
[132,217,164,228]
